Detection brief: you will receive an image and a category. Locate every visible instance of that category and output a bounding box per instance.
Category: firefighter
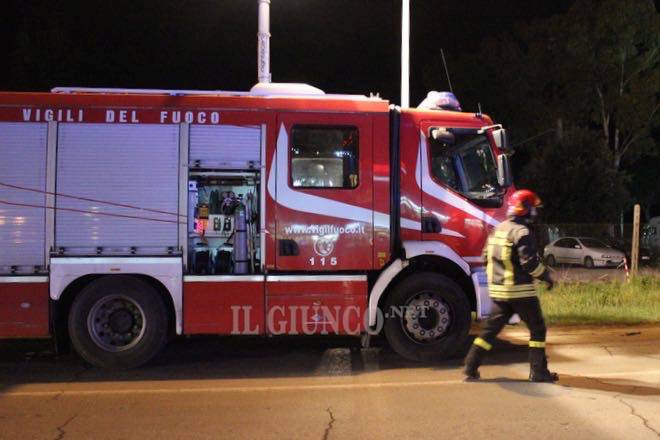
[463,189,558,383]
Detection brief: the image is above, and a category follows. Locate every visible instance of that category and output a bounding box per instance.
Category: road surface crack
[54,414,77,440]
[322,407,336,440]
[614,394,659,437]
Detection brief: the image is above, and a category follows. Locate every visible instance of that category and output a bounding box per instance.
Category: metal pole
[257,0,272,83]
[631,204,641,278]
[401,0,410,108]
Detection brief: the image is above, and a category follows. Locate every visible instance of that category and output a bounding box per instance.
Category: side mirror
[491,128,511,152]
[574,245,581,249]
[497,154,512,187]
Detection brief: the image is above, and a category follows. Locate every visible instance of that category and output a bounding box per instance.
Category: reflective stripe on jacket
[484,218,547,300]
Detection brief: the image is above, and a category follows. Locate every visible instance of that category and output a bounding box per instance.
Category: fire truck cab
[0,83,513,368]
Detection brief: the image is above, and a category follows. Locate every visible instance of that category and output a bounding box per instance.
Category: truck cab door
[418,124,500,260]
[271,113,374,271]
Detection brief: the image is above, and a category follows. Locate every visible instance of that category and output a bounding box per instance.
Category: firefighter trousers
[464,296,554,379]
[475,296,547,350]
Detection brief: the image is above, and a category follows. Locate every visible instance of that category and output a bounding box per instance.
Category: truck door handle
[278,239,300,256]
[422,216,442,234]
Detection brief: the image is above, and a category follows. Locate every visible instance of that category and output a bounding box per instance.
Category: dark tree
[438,0,659,221]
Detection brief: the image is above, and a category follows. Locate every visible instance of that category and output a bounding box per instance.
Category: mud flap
[471,270,520,324]
[471,270,491,319]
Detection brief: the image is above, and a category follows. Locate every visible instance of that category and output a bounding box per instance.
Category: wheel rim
[401,292,453,344]
[87,295,146,352]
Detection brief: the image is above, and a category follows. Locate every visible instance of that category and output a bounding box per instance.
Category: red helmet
[507,189,542,217]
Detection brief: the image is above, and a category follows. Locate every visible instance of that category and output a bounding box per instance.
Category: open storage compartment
[187,171,261,274]
[186,124,263,275]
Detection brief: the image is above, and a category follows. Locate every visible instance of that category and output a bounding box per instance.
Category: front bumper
[595,259,624,267]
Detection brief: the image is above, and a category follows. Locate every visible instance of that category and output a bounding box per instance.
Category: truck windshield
[429,132,502,200]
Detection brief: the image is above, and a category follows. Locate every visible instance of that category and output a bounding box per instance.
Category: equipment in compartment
[188,181,198,233]
[233,201,249,274]
[192,242,210,275]
[188,173,260,275]
[206,215,234,237]
[214,246,233,273]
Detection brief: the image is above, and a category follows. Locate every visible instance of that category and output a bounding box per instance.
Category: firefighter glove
[541,271,554,291]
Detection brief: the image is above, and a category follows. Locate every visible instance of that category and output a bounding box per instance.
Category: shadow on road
[559,375,660,396]
[0,332,578,391]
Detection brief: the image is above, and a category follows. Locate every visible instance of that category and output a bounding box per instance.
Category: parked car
[607,238,654,266]
[641,217,660,255]
[543,237,625,268]
[632,246,653,265]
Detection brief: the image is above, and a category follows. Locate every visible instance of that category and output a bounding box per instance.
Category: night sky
[1,0,658,220]
[1,0,574,104]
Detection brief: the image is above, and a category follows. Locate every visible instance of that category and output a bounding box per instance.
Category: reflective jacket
[483,218,547,299]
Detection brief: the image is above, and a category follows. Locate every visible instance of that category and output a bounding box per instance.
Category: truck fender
[403,241,471,275]
[367,259,408,327]
[367,241,472,328]
[50,257,183,334]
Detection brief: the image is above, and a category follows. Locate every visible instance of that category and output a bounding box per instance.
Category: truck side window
[429,133,501,199]
[430,145,462,192]
[290,125,359,188]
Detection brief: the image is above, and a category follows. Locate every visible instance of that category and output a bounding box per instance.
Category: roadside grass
[539,275,660,325]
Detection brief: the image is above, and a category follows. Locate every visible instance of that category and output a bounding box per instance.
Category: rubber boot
[463,345,487,381]
[529,347,559,383]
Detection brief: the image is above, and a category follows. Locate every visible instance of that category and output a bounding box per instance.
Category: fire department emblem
[314,237,335,257]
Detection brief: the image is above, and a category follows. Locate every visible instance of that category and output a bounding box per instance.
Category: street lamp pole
[257,0,272,83]
[401,0,410,108]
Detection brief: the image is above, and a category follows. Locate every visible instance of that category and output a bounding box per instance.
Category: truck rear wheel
[383,272,471,362]
[68,275,168,369]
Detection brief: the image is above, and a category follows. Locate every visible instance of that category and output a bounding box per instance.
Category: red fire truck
[0,83,513,368]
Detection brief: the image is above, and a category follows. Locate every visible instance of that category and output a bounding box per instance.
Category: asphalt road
[1,326,659,439]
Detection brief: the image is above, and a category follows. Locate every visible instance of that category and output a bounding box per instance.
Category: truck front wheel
[383,272,471,362]
[68,275,169,369]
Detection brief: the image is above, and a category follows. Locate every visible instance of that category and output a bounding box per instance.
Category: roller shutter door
[0,123,48,270]
[190,125,261,169]
[55,124,180,254]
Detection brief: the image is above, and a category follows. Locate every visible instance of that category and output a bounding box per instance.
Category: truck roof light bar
[418,91,462,111]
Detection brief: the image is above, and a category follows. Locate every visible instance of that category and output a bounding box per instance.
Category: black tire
[546,255,556,267]
[383,272,471,362]
[68,275,169,369]
[584,256,595,269]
